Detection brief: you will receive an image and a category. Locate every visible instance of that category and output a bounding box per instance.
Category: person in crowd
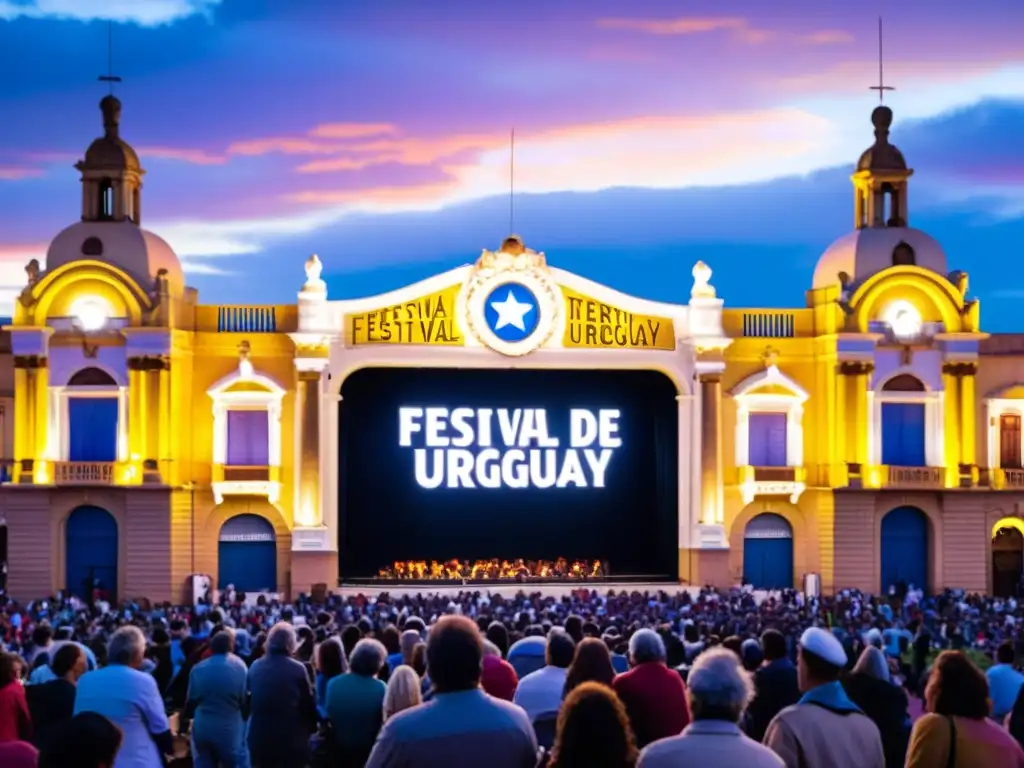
[246,622,317,768]
[508,631,548,679]
[25,625,52,669]
[906,650,1024,767]
[398,629,421,668]
[26,643,87,753]
[410,642,430,698]
[563,615,584,645]
[606,632,630,674]
[840,645,910,768]
[314,637,347,719]
[763,627,885,768]
[0,652,32,744]
[383,665,422,720]
[486,621,511,658]
[340,624,361,659]
[514,629,575,721]
[638,648,783,767]
[564,636,616,696]
[183,628,249,768]
[612,628,690,749]
[326,637,388,766]
[381,626,403,671]
[745,629,800,743]
[0,740,38,768]
[38,711,123,768]
[988,640,1024,722]
[1009,683,1024,750]
[74,626,172,768]
[366,615,538,768]
[741,638,764,673]
[481,640,519,701]
[547,681,637,768]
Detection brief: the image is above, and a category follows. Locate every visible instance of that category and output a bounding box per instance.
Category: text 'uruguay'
[398,406,622,489]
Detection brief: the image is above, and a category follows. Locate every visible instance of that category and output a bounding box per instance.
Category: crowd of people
[1,585,1024,766]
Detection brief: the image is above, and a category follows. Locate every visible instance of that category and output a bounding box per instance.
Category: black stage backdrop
[338,367,678,579]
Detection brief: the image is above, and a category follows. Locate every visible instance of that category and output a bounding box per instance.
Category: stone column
[13,355,46,484]
[943,361,977,487]
[838,361,873,486]
[297,369,322,526]
[699,373,723,525]
[127,358,146,466]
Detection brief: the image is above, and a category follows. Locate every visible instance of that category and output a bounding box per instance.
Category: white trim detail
[732,365,808,505]
[51,384,129,462]
[207,361,286,505]
[868,369,943,467]
[986,398,1024,470]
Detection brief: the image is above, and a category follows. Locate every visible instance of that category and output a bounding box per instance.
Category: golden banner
[348,284,464,345]
[562,288,675,350]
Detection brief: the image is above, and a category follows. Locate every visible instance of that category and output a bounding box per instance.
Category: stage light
[70,296,111,332]
[883,300,922,342]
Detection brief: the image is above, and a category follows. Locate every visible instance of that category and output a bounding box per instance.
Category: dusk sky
[1,1,1023,326]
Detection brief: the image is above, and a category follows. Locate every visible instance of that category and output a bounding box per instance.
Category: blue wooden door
[749,413,787,467]
[881,506,928,592]
[218,515,276,592]
[66,506,117,600]
[68,398,119,462]
[743,514,794,589]
[881,402,926,466]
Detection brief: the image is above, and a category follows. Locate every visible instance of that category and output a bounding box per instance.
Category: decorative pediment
[732,365,809,402]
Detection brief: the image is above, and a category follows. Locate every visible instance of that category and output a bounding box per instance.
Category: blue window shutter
[882,403,926,466]
[226,410,270,465]
[749,413,787,467]
[903,404,926,466]
[68,398,118,462]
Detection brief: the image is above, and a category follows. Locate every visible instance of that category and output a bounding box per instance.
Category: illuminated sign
[348,285,464,345]
[561,288,675,351]
[398,406,621,489]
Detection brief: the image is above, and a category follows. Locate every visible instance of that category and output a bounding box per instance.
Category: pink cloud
[285,182,457,206]
[296,156,405,174]
[800,29,855,45]
[308,123,398,139]
[0,166,44,181]
[596,16,774,44]
[137,146,227,165]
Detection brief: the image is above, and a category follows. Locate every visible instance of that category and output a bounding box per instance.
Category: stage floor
[337,581,695,599]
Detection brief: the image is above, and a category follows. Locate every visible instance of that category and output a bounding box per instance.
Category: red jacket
[0,682,32,744]
[612,662,690,748]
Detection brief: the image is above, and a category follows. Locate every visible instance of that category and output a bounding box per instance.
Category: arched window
[892,241,916,266]
[99,179,114,220]
[67,367,117,387]
[871,372,940,468]
[63,367,123,464]
[882,374,925,392]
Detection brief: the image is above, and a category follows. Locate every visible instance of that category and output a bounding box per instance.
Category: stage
[336,580,693,599]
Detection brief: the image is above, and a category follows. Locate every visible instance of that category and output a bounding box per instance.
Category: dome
[45,220,185,296]
[812,227,948,290]
[856,106,907,172]
[83,136,141,171]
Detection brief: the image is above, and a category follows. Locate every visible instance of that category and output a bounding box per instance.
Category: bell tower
[75,95,145,225]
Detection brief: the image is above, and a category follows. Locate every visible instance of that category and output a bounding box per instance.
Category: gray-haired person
[326,638,389,765]
[184,629,250,768]
[74,625,174,766]
[638,648,784,767]
[246,622,317,768]
[612,628,691,748]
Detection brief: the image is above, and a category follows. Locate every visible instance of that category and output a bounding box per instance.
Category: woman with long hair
[563,638,616,697]
[906,651,1024,767]
[548,682,638,768]
[383,665,422,720]
[315,638,347,719]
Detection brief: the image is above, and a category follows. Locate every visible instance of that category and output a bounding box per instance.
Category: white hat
[799,627,847,667]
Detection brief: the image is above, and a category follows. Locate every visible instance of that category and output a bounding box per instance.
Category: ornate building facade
[0,98,1022,601]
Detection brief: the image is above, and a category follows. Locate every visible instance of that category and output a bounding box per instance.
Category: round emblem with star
[483,282,540,343]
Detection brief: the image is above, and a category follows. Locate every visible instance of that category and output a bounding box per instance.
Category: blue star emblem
[484,282,539,343]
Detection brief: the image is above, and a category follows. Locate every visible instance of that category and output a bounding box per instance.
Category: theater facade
[1,97,1023,602]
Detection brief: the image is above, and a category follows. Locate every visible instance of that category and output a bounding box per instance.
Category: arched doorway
[880,506,929,593]
[743,513,794,589]
[218,514,276,592]
[993,526,1024,598]
[65,506,118,601]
